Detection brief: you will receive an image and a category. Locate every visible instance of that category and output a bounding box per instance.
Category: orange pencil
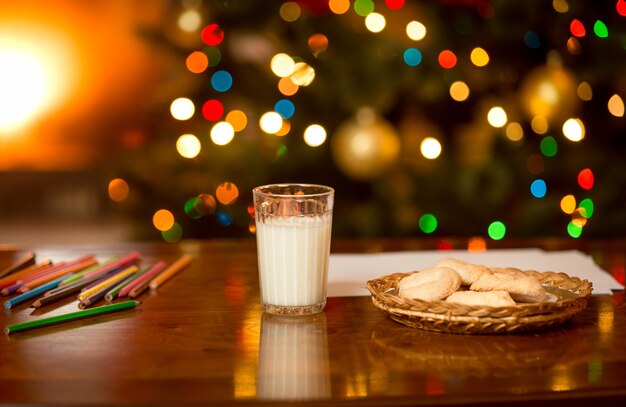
[18,257,97,293]
[0,260,52,287]
[149,254,192,290]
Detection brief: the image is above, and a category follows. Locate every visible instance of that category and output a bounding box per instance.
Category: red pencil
[79,251,141,280]
[118,261,167,298]
[0,260,53,290]
[18,257,97,293]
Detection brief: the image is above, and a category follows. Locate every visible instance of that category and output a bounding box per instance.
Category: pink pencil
[118,261,167,298]
[80,251,141,280]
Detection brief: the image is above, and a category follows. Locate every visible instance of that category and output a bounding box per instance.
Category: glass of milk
[253,184,334,315]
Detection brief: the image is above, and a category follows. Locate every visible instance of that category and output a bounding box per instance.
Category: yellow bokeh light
[577,82,593,101]
[487,106,507,128]
[259,111,283,134]
[225,110,248,132]
[608,94,625,117]
[406,21,427,41]
[450,81,470,102]
[279,2,301,22]
[290,62,315,86]
[560,194,576,214]
[562,118,585,142]
[108,178,129,202]
[552,0,569,13]
[505,122,524,141]
[270,53,295,78]
[176,134,201,158]
[178,9,202,32]
[170,97,195,120]
[531,115,548,134]
[210,121,235,145]
[303,124,327,147]
[365,13,386,33]
[329,0,350,14]
[470,47,489,67]
[278,76,299,96]
[153,209,175,232]
[216,182,239,205]
[572,208,588,227]
[420,137,442,159]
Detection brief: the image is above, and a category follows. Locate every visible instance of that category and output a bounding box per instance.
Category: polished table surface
[0,238,625,406]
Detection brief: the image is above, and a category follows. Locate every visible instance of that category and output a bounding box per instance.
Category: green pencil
[4,300,140,334]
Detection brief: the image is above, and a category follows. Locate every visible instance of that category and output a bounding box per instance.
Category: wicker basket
[366,270,593,334]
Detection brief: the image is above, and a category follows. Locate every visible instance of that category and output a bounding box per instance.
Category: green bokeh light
[162,222,183,242]
[488,221,506,240]
[419,213,438,234]
[579,198,594,218]
[567,221,583,238]
[593,20,608,38]
[354,0,375,17]
[540,136,558,157]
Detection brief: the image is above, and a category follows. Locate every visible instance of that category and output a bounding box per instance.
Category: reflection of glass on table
[257,312,331,400]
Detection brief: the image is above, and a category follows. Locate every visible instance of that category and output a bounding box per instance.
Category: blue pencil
[4,274,75,310]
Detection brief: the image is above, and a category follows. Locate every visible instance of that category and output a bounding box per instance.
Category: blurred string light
[403,48,422,66]
[530,179,547,198]
[278,77,299,96]
[205,47,221,67]
[487,106,507,127]
[274,99,295,119]
[178,9,202,32]
[225,110,248,131]
[567,221,583,238]
[579,198,594,218]
[560,195,576,214]
[365,13,386,33]
[578,168,594,190]
[186,51,208,73]
[438,50,457,69]
[329,0,350,15]
[531,116,548,134]
[593,20,609,38]
[420,137,442,159]
[540,136,558,157]
[184,197,205,219]
[468,237,487,252]
[524,31,541,48]
[176,134,201,158]
[419,213,437,234]
[271,53,295,77]
[303,124,327,147]
[566,37,582,55]
[470,47,489,67]
[406,21,426,41]
[202,99,224,121]
[108,178,129,202]
[385,0,406,10]
[201,23,224,46]
[619,0,626,16]
[162,223,183,243]
[608,94,625,117]
[354,0,375,17]
[211,70,233,92]
[216,182,239,205]
[488,221,506,240]
[170,97,195,120]
[505,122,524,141]
[449,81,469,101]
[562,118,585,141]
[553,0,569,13]
[259,111,283,134]
[153,209,175,231]
[291,62,315,86]
[210,121,235,145]
[275,119,291,136]
[570,19,585,37]
[279,2,301,22]
[308,34,329,57]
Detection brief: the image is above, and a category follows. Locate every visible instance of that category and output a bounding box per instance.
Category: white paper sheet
[327,249,623,297]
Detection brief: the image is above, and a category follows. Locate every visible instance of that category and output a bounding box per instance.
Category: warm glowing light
[210,121,235,145]
[278,77,299,96]
[216,182,239,205]
[449,81,470,101]
[406,21,426,41]
[186,51,209,74]
[505,122,524,141]
[570,19,585,37]
[303,124,327,147]
[271,53,295,78]
[470,47,489,67]
[202,99,224,122]
[153,209,175,231]
[531,115,548,134]
[553,0,569,13]
[562,118,585,141]
[487,106,507,128]
[560,195,576,214]
[608,94,625,117]
[468,237,487,252]
[176,134,201,158]
[438,50,457,69]
[420,137,442,159]
[365,13,386,33]
[178,9,202,32]
[275,119,291,136]
[170,97,195,120]
[201,23,224,46]
[0,26,75,133]
[108,178,129,202]
[279,2,301,22]
[329,0,350,14]
[290,62,315,86]
[578,168,594,190]
[308,34,329,57]
[577,82,593,100]
[225,110,248,132]
[259,111,283,134]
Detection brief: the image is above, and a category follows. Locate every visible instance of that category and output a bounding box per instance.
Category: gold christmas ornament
[519,65,579,123]
[331,107,400,180]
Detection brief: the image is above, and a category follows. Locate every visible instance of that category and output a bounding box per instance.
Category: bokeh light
[530,179,547,198]
[186,51,209,74]
[176,134,201,158]
[488,221,506,240]
[329,0,350,14]
[579,198,594,218]
[308,33,329,57]
[210,121,235,145]
[211,70,233,92]
[216,182,239,205]
[205,46,222,67]
[487,106,507,128]
[271,53,295,77]
[608,94,625,117]
[197,194,217,215]
[540,136,558,157]
[279,2,301,22]
[524,31,541,48]
[449,81,470,101]
[438,50,457,69]
[572,208,588,227]
[406,21,427,41]
[170,97,195,120]
[275,119,291,137]
[593,20,608,38]
[577,82,593,100]
[419,213,437,234]
[183,197,204,219]
[420,137,442,159]
[562,118,585,141]
[403,48,422,66]
[259,111,283,134]
[303,124,327,147]
[505,122,524,141]
[108,178,129,202]
[216,210,233,226]
[470,47,489,67]
[385,0,405,9]
[560,194,576,214]
[278,77,299,96]
[468,237,487,252]
[178,10,202,32]
[567,221,583,238]
[553,0,569,13]
[290,62,315,86]
[365,13,386,33]
[202,99,224,121]
[225,110,248,132]
[577,168,594,190]
[531,116,548,134]
[162,222,183,243]
[570,19,585,37]
[274,99,295,119]
[201,23,224,46]
[354,0,375,17]
[153,209,175,231]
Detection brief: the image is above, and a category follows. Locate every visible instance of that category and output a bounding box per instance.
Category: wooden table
[0,238,625,406]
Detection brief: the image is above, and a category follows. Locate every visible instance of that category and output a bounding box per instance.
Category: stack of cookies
[398,258,556,307]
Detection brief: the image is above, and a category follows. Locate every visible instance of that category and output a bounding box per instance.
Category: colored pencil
[31,273,107,308]
[80,252,140,279]
[4,274,74,310]
[118,261,167,298]
[78,265,138,301]
[1,263,68,296]
[18,257,97,293]
[58,258,118,286]
[0,260,53,290]
[149,255,192,290]
[0,251,35,278]
[104,268,148,302]
[4,300,140,334]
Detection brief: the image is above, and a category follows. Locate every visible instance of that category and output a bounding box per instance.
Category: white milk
[256,214,332,309]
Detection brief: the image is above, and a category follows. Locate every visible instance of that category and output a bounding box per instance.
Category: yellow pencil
[78,265,139,301]
[149,255,192,290]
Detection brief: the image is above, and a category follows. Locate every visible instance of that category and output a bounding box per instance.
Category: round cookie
[398,267,462,302]
[435,258,490,285]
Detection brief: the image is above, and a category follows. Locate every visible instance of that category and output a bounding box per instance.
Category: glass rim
[253,183,334,198]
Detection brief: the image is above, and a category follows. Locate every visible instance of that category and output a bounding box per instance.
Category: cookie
[435,258,490,285]
[469,273,549,303]
[398,267,462,302]
[445,290,516,307]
